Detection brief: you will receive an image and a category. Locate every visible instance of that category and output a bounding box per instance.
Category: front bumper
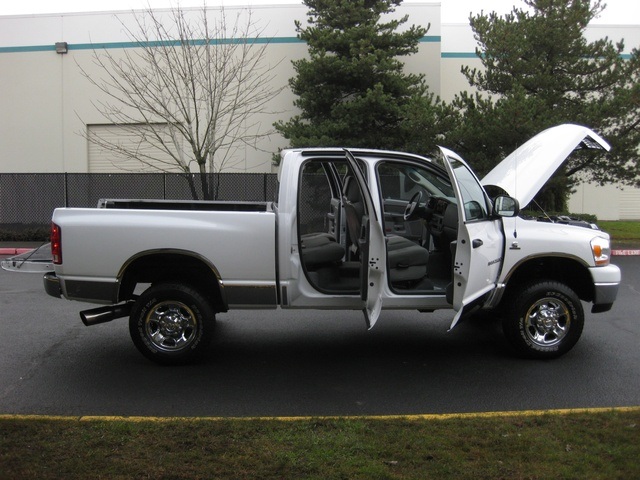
[590,264,621,313]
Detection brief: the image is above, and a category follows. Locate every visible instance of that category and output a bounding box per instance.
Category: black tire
[129,283,215,365]
[502,281,584,359]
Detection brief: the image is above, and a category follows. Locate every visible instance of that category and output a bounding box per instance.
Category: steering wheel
[403,190,424,221]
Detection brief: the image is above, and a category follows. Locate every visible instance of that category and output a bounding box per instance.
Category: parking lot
[0,255,638,418]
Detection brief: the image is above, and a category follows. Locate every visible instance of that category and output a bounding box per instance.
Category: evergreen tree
[447,0,640,211]
[275,0,443,152]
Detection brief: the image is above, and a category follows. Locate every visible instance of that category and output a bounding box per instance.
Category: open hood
[481,124,610,206]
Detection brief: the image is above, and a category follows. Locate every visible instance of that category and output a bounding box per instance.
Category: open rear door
[439,148,505,330]
[344,149,386,329]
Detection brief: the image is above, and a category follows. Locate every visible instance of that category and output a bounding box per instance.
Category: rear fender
[117,249,227,311]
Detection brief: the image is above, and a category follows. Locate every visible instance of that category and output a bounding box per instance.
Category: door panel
[344,149,386,329]
[451,220,504,316]
[439,148,505,329]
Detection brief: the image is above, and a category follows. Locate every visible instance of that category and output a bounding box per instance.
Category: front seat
[386,236,429,282]
[342,176,428,282]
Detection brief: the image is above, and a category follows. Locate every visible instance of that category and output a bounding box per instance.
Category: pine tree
[275,0,441,152]
[448,0,640,211]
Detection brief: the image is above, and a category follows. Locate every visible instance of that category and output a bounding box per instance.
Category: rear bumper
[44,272,61,298]
[43,272,119,304]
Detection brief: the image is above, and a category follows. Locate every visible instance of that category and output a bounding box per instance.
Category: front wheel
[129,283,215,365]
[502,281,584,359]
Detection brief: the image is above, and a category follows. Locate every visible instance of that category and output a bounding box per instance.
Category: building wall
[0,3,441,175]
[0,5,313,173]
[0,3,638,219]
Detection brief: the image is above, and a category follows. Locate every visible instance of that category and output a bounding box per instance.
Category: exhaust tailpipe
[80,301,134,326]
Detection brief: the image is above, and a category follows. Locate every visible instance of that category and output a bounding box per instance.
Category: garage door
[88,124,184,173]
[619,189,640,220]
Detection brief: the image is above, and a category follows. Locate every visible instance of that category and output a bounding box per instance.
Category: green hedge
[0,226,49,242]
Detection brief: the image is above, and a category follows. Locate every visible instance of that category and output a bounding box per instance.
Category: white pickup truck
[3,124,621,365]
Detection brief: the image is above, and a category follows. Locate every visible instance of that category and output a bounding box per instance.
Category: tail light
[51,222,62,264]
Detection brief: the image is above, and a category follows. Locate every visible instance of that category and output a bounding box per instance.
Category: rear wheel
[129,283,215,365]
[502,281,584,359]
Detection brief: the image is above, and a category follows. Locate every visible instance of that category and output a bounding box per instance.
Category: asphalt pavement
[0,255,638,418]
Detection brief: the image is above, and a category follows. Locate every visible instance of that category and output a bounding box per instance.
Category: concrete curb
[612,249,640,256]
[1,405,639,422]
[0,248,35,255]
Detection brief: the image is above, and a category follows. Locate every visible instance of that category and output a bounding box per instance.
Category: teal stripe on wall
[1,36,632,60]
[0,44,56,53]
[0,35,441,53]
[441,52,479,58]
[0,37,303,53]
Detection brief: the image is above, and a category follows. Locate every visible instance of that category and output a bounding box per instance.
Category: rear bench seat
[300,233,345,266]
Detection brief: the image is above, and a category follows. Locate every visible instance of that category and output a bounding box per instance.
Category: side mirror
[493,195,519,217]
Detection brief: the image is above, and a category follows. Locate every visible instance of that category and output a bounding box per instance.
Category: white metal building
[0,2,638,218]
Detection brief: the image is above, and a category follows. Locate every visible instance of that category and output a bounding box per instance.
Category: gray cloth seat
[300,232,345,266]
[386,235,429,282]
[342,176,428,282]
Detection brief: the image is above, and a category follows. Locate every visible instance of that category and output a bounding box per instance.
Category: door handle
[472,239,483,249]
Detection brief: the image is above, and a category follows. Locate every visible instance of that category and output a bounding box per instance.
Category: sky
[0,0,638,24]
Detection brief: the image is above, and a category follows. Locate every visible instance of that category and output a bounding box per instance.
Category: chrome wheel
[523,297,570,348]
[130,283,215,365]
[502,281,584,359]
[144,301,198,353]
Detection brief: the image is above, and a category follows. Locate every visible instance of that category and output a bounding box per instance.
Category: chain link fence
[0,173,279,234]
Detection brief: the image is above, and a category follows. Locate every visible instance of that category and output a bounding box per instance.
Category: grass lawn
[599,221,640,244]
[1,409,639,479]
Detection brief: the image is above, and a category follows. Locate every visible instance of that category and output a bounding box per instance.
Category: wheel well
[504,256,593,302]
[118,252,226,312]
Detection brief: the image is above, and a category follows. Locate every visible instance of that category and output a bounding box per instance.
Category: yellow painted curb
[1,406,639,423]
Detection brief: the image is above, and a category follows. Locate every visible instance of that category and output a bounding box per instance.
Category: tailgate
[0,243,54,273]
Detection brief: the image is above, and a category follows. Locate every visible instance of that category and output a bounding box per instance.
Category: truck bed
[49,203,278,305]
[99,198,272,212]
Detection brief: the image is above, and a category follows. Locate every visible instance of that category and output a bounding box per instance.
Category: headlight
[591,237,611,266]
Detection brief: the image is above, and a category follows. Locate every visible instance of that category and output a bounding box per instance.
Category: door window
[444,158,491,222]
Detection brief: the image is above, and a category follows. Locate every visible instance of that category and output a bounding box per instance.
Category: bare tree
[80,4,283,200]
